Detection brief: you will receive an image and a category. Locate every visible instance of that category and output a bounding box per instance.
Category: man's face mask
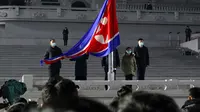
[51,43,56,47]
[138,41,144,47]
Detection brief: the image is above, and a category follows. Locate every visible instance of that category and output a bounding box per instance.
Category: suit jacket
[63,29,69,35]
[185,28,192,36]
[134,45,149,67]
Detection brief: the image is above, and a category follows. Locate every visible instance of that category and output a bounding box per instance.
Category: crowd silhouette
[0,77,199,112]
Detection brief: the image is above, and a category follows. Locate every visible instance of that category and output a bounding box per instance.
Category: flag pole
[108,51,114,81]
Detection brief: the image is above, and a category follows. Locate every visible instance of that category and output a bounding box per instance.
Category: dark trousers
[137,66,146,80]
[63,39,68,46]
[75,76,87,80]
[186,35,191,42]
[125,74,133,89]
[104,67,116,90]
[48,67,60,79]
[63,35,68,46]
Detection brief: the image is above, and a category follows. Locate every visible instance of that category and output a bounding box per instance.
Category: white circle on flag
[101,17,108,25]
[95,35,105,44]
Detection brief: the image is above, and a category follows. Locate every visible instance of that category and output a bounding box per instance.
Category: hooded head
[125,47,132,55]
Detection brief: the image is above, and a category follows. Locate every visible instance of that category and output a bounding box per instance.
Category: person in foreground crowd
[42,77,79,109]
[182,87,200,112]
[110,86,132,112]
[102,49,120,90]
[13,97,27,104]
[62,27,69,46]
[41,76,112,112]
[6,100,38,112]
[0,79,27,105]
[121,47,137,88]
[134,38,149,80]
[110,91,180,112]
[70,54,89,80]
[44,39,64,80]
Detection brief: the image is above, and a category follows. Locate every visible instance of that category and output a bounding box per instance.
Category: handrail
[116,3,200,12]
[0,6,199,14]
[0,6,97,11]
[33,79,200,90]
[116,1,200,8]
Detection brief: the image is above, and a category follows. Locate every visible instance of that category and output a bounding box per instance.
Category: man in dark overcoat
[134,38,149,80]
[62,27,69,46]
[44,39,63,79]
[185,26,192,42]
[70,54,89,80]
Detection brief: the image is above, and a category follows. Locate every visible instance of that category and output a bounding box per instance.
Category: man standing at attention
[62,27,69,46]
[44,39,63,79]
[134,38,149,80]
[70,54,89,80]
[185,26,192,42]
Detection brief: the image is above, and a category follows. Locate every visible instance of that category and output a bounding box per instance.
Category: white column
[91,0,96,10]
[108,52,114,81]
[174,11,179,20]
[136,10,141,20]
[22,75,33,90]
[34,0,41,6]
[168,32,172,47]
[177,32,180,46]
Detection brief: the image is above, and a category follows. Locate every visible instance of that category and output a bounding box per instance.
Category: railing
[34,80,197,91]
[19,75,196,107]
[116,3,146,11]
[0,5,200,13]
[21,75,199,91]
[0,6,97,11]
[1,2,200,12]
[116,3,200,12]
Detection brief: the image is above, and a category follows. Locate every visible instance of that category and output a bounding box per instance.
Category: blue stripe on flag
[64,0,109,57]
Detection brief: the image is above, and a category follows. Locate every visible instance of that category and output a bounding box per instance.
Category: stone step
[0,52,176,55]
[0,56,193,60]
[1,65,200,69]
[1,69,200,74]
[0,59,199,65]
[0,61,187,64]
[0,45,199,78]
[1,64,189,67]
[0,59,198,63]
[0,58,188,62]
[1,68,198,73]
[0,72,198,77]
[0,48,178,52]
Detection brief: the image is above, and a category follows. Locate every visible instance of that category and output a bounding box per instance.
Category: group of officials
[44,28,149,88]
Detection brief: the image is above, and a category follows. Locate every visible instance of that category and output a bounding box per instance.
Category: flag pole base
[107,71,115,81]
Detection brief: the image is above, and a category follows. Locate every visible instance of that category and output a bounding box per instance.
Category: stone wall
[1,21,200,47]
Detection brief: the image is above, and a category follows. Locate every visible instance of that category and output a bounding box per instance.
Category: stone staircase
[0,45,200,80]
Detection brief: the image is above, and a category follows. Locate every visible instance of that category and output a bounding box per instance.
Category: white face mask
[51,43,56,47]
[139,42,144,47]
[126,50,132,54]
